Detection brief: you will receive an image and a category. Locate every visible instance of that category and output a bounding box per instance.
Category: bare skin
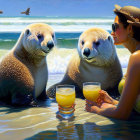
[86,16,140,120]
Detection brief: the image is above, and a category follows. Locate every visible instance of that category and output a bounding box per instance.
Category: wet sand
[0,98,140,140]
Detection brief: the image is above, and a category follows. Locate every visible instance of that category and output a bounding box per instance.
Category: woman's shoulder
[132,50,140,56]
[128,50,140,71]
[130,50,140,62]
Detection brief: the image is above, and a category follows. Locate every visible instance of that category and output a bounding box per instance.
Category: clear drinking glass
[56,85,75,119]
[83,82,101,102]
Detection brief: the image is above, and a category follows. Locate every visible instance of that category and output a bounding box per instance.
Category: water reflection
[57,120,78,140]
[25,131,57,140]
[25,120,78,140]
[1,99,140,140]
[26,120,101,140]
[82,123,101,139]
[26,120,140,140]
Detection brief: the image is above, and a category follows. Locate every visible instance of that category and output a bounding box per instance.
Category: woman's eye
[81,40,84,45]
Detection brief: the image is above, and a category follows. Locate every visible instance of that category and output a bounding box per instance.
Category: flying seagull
[21,8,30,15]
[0,10,3,14]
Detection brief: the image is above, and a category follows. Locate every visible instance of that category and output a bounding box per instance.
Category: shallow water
[0,98,140,140]
[0,63,139,140]
[0,47,133,140]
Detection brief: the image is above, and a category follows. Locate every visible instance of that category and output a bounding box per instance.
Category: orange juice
[83,85,101,101]
[56,88,75,107]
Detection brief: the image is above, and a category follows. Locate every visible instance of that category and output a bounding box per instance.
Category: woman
[86,4,140,120]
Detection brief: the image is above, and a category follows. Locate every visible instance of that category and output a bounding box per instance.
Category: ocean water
[0,16,130,75]
[0,16,113,32]
[0,16,137,140]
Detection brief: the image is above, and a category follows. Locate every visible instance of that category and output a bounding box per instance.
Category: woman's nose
[111,31,115,36]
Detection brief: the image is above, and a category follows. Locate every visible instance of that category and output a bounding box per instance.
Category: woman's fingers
[101,103,116,109]
[85,103,92,112]
[85,90,115,113]
[86,99,96,105]
[99,90,114,104]
[85,104,101,113]
[99,90,107,95]
[91,106,101,113]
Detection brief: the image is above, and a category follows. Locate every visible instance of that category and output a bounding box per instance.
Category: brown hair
[114,9,140,41]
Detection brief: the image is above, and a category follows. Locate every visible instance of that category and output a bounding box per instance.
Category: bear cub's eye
[26,29,30,35]
[95,41,100,46]
[37,34,44,42]
[81,40,84,45]
[52,34,54,39]
[37,34,43,40]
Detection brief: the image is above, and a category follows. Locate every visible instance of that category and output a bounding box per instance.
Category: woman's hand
[97,90,118,105]
[85,102,116,113]
[87,90,118,106]
[85,90,118,113]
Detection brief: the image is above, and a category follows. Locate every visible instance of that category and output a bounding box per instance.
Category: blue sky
[0,0,140,17]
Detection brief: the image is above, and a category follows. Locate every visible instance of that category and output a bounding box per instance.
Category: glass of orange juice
[83,82,101,102]
[56,85,75,119]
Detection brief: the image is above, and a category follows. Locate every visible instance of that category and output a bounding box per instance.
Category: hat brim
[114,4,122,12]
[127,20,140,27]
[114,4,135,22]
[114,4,140,27]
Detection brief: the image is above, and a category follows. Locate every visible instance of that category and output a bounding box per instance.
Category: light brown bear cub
[47,28,122,99]
[0,23,55,106]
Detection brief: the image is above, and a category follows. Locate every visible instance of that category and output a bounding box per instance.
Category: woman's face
[111,16,129,45]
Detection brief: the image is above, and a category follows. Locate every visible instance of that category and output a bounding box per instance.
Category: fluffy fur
[47,27,123,98]
[0,23,55,106]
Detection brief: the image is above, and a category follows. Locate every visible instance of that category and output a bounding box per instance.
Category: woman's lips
[112,36,117,40]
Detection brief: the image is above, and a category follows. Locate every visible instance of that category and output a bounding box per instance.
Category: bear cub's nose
[47,41,54,49]
[83,48,90,57]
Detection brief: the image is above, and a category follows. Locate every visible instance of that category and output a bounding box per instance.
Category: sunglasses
[112,23,119,32]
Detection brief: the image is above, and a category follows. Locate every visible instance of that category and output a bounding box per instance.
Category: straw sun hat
[114,4,140,27]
